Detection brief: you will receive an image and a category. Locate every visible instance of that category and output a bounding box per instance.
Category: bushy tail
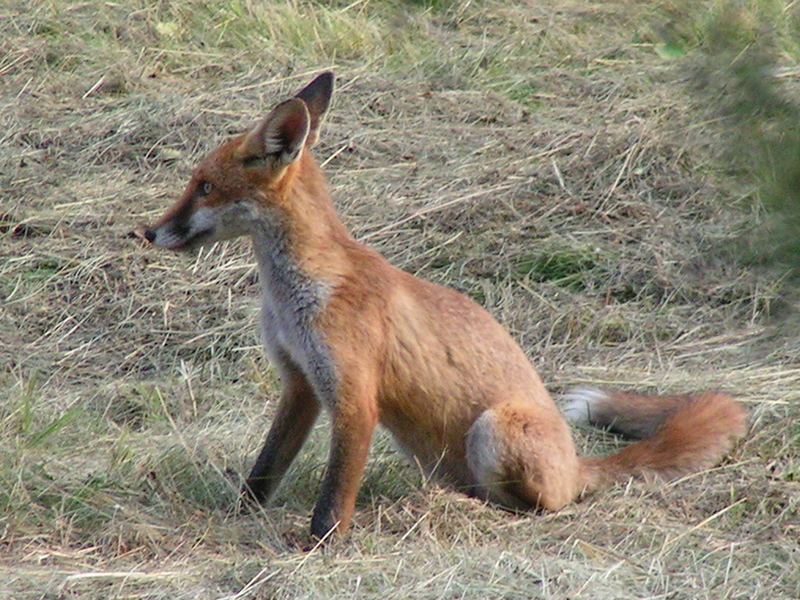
[560,387,748,494]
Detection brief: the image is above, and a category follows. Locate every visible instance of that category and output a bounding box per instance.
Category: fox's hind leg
[465,401,581,511]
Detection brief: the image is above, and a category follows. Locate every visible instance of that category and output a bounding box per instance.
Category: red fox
[141,72,747,540]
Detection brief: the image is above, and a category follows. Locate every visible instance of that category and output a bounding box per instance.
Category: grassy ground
[1,1,798,598]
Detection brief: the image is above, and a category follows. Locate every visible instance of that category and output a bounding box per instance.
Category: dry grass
[1,0,798,599]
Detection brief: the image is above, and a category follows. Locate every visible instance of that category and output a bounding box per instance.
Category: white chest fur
[251,218,338,409]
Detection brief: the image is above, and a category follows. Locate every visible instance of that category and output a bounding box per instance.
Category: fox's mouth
[166,228,213,251]
[135,225,214,251]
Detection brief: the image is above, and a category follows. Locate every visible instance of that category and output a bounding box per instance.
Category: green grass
[513,246,603,291]
[699,7,800,281]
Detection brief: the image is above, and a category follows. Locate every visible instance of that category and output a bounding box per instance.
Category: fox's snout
[143,200,257,251]
[143,214,207,251]
[140,218,188,250]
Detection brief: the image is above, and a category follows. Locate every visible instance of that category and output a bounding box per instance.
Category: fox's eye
[198,181,213,196]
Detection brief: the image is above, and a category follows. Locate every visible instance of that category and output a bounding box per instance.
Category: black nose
[143,228,156,243]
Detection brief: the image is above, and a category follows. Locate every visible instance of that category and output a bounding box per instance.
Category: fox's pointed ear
[294,71,334,147]
[241,98,310,165]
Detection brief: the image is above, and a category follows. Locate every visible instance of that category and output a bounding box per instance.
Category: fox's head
[142,72,334,250]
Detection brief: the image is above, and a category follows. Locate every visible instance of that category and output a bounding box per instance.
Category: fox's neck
[250,153,347,397]
[251,151,352,304]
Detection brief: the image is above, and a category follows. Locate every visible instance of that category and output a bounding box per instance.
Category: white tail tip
[559,386,609,425]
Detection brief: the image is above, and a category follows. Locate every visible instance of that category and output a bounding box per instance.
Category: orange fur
[144,72,748,540]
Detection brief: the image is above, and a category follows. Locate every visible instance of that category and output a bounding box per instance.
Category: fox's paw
[225,469,265,514]
[559,386,609,425]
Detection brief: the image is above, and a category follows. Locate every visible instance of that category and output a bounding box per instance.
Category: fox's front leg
[310,390,378,540]
[243,365,320,505]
